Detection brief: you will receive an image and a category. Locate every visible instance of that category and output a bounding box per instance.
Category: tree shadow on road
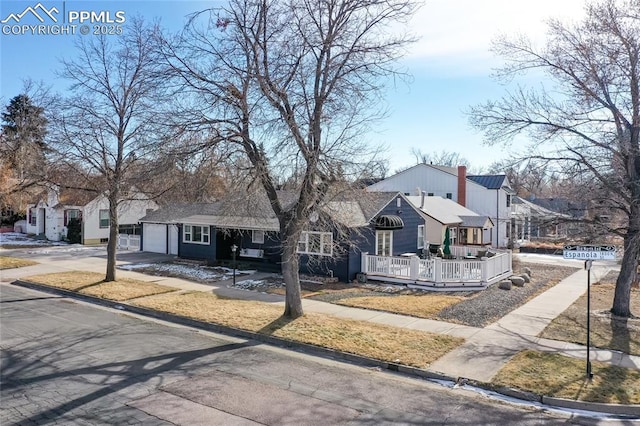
[2,332,256,424]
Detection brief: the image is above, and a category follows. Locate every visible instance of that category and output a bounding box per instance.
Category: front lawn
[133,291,463,368]
[493,350,640,404]
[0,256,37,270]
[539,271,640,355]
[24,271,176,301]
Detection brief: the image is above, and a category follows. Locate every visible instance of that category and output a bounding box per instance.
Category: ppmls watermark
[1,2,125,36]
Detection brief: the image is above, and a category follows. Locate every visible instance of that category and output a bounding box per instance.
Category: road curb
[11,279,640,418]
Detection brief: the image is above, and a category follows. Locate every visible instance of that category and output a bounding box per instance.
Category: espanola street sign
[563,245,617,260]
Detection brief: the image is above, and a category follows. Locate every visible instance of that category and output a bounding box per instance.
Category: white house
[367,164,514,247]
[26,186,158,245]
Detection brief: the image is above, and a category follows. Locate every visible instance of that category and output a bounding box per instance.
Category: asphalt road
[0,282,623,425]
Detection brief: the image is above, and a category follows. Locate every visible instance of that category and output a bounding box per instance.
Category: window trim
[29,208,37,226]
[183,224,210,245]
[417,225,425,249]
[65,209,80,226]
[252,230,265,244]
[375,230,393,256]
[99,209,110,229]
[297,231,333,256]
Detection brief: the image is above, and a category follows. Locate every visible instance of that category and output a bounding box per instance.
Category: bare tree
[161,0,418,318]
[469,0,639,317]
[410,148,470,168]
[54,19,168,282]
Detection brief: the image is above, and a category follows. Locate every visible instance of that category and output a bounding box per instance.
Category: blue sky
[0,0,587,173]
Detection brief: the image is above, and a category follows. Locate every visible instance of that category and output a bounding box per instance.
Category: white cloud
[405,0,587,73]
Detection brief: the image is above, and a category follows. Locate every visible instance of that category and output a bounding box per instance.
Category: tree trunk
[105,196,119,282]
[613,221,639,318]
[281,237,303,319]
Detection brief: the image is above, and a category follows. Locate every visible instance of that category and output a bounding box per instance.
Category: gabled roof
[528,197,587,218]
[466,175,507,190]
[458,215,493,229]
[141,203,221,223]
[53,188,98,208]
[140,190,410,230]
[405,195,493,229]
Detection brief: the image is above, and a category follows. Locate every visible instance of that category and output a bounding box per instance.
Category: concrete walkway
[2,248,638,384]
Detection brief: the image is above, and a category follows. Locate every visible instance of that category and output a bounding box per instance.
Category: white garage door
[143,223,167,253]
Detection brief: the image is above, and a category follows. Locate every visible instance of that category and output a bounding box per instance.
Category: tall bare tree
[469,0,639,317]
[162,0,417,317]
[410,148,470,168]
[54,19,168,281]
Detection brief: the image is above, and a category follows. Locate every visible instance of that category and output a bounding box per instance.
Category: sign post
[584,259,593,380]
[563,245,615,381]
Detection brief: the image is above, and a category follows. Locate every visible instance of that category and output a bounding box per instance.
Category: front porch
[360,246,512,291]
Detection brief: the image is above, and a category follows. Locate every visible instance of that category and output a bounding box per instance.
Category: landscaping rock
[523,267,532,277]
[510,276,525,287]
[520,273,531,283]
[498,280,512,290]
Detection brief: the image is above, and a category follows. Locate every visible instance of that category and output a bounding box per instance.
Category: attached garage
[142,223,178,255]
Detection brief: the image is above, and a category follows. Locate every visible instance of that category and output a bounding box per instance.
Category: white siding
[368,165,512,247]
[368,164,462,201]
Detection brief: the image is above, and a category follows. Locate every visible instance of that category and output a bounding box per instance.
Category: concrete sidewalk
[3,249,639,385]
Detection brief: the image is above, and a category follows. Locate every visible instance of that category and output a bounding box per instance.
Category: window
[506,194,511,208]
[297,231,332,256]
[183,224,210,244]
[396,197,402,208]
[449,227,457,245]
[417,225,425,249]
[472,229,481,244]
[118,224,140,235]
[99,210,110,228]
[446,193,452,199]
[29,208,37,226]
[376,230,393,256]
[252,230,265,244]
[427,192,434,196]
[64,209,80,226]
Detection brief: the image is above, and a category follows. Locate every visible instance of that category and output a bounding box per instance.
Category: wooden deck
[360,247,512,291]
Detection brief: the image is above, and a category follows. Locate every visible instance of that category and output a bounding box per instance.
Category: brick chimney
[457,165,466,207]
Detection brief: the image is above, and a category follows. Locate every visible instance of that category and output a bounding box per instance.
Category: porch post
[410,255,419,280]
[481,258,489,284]
[361,252,368,273]
[434,257,442,284]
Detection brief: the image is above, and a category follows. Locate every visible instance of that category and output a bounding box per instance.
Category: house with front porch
[141,190,512,289]
[366,164,514,247]
[26,186,158,245]
[405,194,493,249]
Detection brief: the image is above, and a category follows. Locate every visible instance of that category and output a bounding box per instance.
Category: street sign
[563,245,617,260]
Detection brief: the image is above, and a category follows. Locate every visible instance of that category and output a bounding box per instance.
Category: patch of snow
[230,277,284,291]
[27,246,102,254]
[0,232,68,246]
[119,263,225,281]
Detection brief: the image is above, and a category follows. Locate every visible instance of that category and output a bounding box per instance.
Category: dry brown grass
[337,294,465,319]
[134,291,463,367]
[493,350,640,404]
[539,273,640,356]
[0,256,37,269]
[24,271,175,301]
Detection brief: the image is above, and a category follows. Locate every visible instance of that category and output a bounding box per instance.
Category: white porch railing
[361,251,512,290]
[117,234,140,251]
